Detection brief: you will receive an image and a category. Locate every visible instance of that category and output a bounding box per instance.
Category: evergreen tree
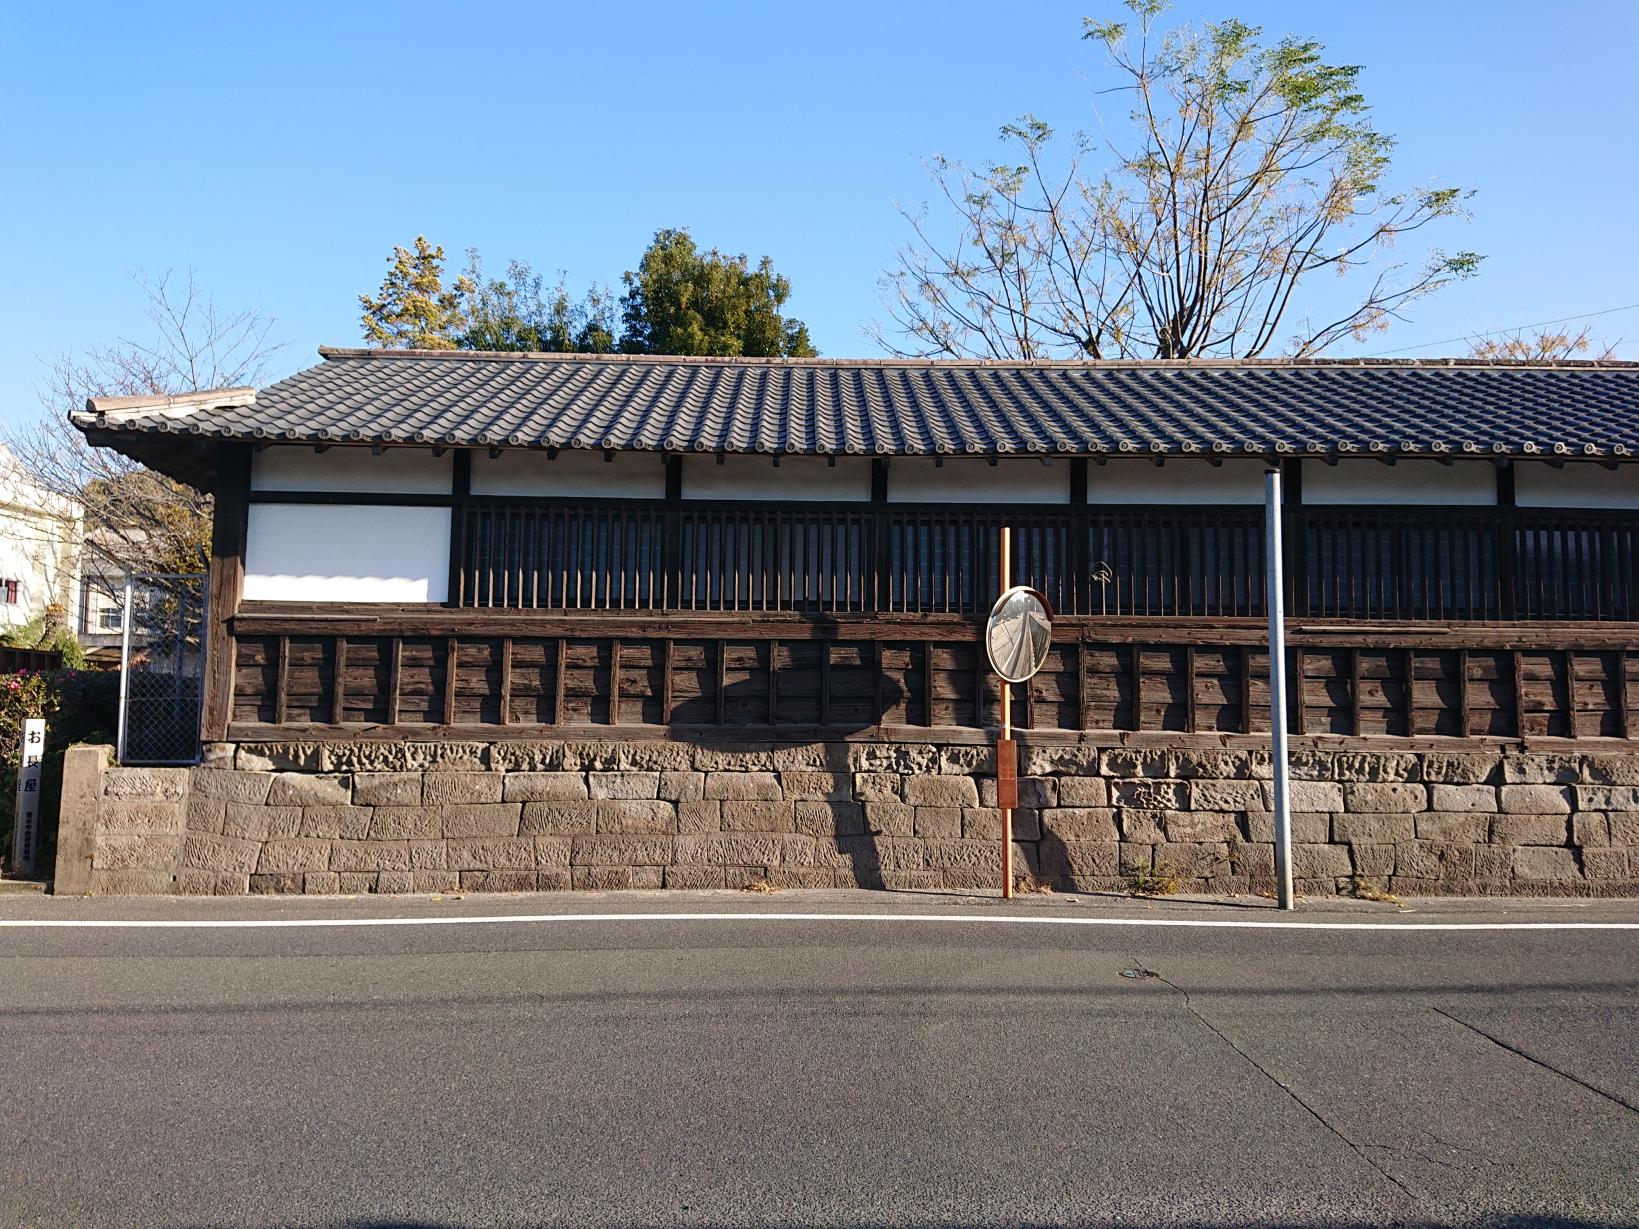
[359,236,469,349]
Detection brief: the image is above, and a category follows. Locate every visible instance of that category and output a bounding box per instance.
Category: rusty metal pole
[999,525,1013,899]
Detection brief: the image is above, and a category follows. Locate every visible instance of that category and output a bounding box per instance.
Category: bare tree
[876,2,1482,360]
[1469,324,1619,363]
[6,270,283,602]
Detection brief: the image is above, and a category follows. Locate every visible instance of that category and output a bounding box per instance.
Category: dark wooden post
[445,449,472,607]
[870,459,890,611]
[1279,458,1306,617]
[1069,458,1089,616]
[1496,461,1518,619]
[202,443,252,742]
[663,455,683,609]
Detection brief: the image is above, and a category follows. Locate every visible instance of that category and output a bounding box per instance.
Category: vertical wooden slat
[1350,647,1363,737]
[1511,649,1525,740]
[1566,651,1580,739]
[1291,647,1307,736]
[554,637,568,725]
[1184,645,1197,734]
[873,639,885,726]
[274,635,290,726]
[820,639,832,726]
[1129,645,1143,731]
[1077,639,1090,731]
[446,449,471,608]
[924,641,936,728]
[1619,649,1631,740]
[499,637,513,725]
[1240,644,1253,734]
[661,638,675,725]
[1402,648,1417,736]
[768,639,780,725]
[608,639,622,726]
[443,637,458,726]
[387,637,403,726]
[330,637,347,725]
[974,633,987,729]
[715,639,727,726]
[1457,648,1470,737]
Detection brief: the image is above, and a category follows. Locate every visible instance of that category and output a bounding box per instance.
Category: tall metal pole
[998,525,1013,900]
[1265,470,1295,910]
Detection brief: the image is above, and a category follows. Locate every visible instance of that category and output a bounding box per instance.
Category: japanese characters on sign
[12,718,44,877]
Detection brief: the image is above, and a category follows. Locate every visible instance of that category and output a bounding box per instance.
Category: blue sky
[3,0,1637,424]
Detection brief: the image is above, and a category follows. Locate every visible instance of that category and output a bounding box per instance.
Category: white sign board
[12,718,44,876]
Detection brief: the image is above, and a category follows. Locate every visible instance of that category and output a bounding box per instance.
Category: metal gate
[116,573,208,766]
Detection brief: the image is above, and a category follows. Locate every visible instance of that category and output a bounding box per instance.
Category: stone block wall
[55,738,1639,896]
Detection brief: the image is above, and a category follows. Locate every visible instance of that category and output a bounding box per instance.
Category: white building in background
[0,443,82,637]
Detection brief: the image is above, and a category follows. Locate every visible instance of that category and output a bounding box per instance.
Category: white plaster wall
[470,449,665,498]
[682,455,871,502]
[1301,459,1497,506]
[1515,462,1639,509]
[244,505,451,602]
[1086,459,1267,504]
[251,446,453,494]
[887,458,1069,504]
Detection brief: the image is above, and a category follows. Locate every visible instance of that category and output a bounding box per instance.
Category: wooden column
[445,449,472,607]
[202,443,252,742]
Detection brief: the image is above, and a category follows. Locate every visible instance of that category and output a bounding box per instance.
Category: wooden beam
[274,634,290,726]
[1350,646,1363,737]
[1457,648,1470,737]
[661,638,675,724]
[1566,650,1580,739]
[819,639,832,726]
[387,637,403,726]
[499,636,513,725]
[609,639,622,726]
[924,640,937,728]
[768,639,780,725]
[445,449,472,609]
[715,639,727,726]
[1184,645,1197,734]
[443,637,459,725]
[1619,649,1631,739]
[330,637,348,726]
[1511,649,1525,739]
[1129,645,1143,731]
[1077,639,1090,732]
[554,637,568,724]
[202,443,252,741]
[1240,644,1253,734]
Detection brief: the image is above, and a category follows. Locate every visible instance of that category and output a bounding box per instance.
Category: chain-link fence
[117,573,207,766]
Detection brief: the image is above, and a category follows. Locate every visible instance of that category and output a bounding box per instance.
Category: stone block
[1581,848,1629,880]
[1021,744,1098,775]
[1111,779,1186,810]
[613,742,696,772]
[298,806,374,840]
[463,869,537,892]
[1293,844,1352,879]
[223,803,302,841]
[303,871,341,895]
[422,772,505,805]
[92,831,178,872]
[330,841,412,872]
[1118,843,1153,874]
[98,800,183,832]
[1054,777,1108,807]
[596,799,678,834]
[904,775,980,807]
[589,771,662,800]
[778,771,850,801]
[922,839,998,872]
[853,773,903,802]
[1395,841,1471,881]
[1428,784,1497,813]
[185,795,226,834]
[351,772,423,807]
[1491,815,1570,846]
[720,801,795,832]
[1242,811,1329,843]
[571,834,672,865]
[174,867,246,895]
[337,872,379,893]
[978,777,1055,808]
[1100,748,1174,778]
[375,870,415,894]
[256,840,332,874]
[1512,846,1581,881]
[657,771,705,802]
[1571,814,1611,847]
[534,837,572,867]
[772,743,847,772]
[1352,844,1396,878]
[1421,753,1502,784]
[1040,808,1120,842]
[404,743,490,771]
[445,838,537,871]
[1160,811,1238,843]
[1574,785,1639,811]
[863,801,915,837]
[1161,842,1232,877]
[764,867,834,889]
[1501,754,1582,784]
[1188,779,1263,811]
[847,743,937,773]
[1580,755,1639,786]
[1172,750,1255,780]
[1473,847,1513,880]
[409,841,446,870]
[236,742,321,772]
[500,772,588,803]
[190,769,274,805]
[267,773,352,807]
[703,771,781,801]
[249,871,303,894]
[519,800,598,834]
[629,866,665,890]
[676,801,722,833]
[912,807,963,840]
[368,806,442,841]
[1332,813,1416,844]
[488,742,567,772]
[412,871,460,893]
[941,745,995,774]
[1414,812,1488,843]
[1610,811,1639,847]
[1330,753,1422,783]
[1040,840,1120,881]
[441,803,522,838]
[1118,810,1166,843]
[1342,783,1421,813]
[320,743,408,772]
[180,834,259,875]
[200,743,235,769]
[665,864,727,889]
[689,743,776,772]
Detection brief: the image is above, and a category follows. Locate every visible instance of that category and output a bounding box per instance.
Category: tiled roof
[73,347,1639,461]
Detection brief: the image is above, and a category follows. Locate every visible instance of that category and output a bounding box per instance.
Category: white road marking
[0,911,1634,932]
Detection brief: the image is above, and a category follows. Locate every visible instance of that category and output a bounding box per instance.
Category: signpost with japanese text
[11,717,45,877]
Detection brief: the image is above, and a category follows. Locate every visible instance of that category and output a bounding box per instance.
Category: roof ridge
[314,346,1639,373]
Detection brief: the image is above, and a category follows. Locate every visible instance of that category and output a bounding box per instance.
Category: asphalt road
[0,889,1634,1229]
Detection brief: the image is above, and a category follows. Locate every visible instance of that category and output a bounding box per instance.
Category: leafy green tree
[880,1,1481,359]
[619,228,817,357]
[359,236,470,349]
[458,252,617,353]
